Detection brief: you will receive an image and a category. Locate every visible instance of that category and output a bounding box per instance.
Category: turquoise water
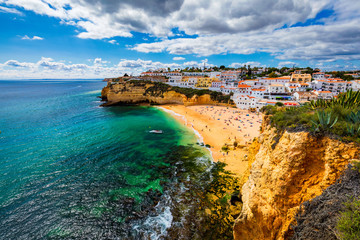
[0,80,210,239]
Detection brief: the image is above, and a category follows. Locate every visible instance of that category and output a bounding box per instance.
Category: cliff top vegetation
[126,80,234,104]
[261,90,360,143]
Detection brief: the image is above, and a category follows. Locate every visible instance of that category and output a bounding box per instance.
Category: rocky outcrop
[101,81,233,107]
[233,125,360,240]
[291,164,360,240]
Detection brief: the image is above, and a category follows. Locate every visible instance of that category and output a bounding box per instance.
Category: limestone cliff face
[233,125,360,240]
[101,81,231,106]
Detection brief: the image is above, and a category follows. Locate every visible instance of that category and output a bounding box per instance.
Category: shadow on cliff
[291,164,360,240]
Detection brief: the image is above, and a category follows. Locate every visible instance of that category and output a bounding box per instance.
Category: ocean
[0,80,216,239]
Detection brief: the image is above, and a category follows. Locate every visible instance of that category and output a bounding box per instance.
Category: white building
[165,71,182,77]
[298,83,311,91]
[140,72,165,77]
[250,88,266,98]
[258,76,290,86]
[220,86,237,94]
[312,78,352,93]
[209,71,222,78]
[293,91,318,102]
[167,76,182,86]
[220,71,241,82]
[232,94,257,110]
[312,72,325,79]
[351,81,360,91]
[313,90,334,100]
[268,84,287,94]
[183,72,206,76]
[237,84,252,94]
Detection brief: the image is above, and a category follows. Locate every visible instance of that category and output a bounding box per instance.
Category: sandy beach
[160,105,262,176]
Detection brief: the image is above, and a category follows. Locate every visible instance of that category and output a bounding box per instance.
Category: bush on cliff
[337,198,360,240]
[261,90,360,143]
[130,80,234,104]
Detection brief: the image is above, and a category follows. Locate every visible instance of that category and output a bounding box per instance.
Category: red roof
[284,102,299,106]
[238,84,251,88]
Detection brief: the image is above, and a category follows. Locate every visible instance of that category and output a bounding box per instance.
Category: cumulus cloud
[93,58,109,65]
[22,35,44,40]
[183,59,214,68]
[4,60,35,68]
[229,62,262,68]
[108,40,119,45]
[278,61,296,67]
[0,0,331,38]
[133,18,360,61]
[118,59,180,70]
[0,57,182,79]
[0,6,23,15]
[173,57,185,61]
[2,0,360,62]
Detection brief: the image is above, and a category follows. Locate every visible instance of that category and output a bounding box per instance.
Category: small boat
[149,130,163,134]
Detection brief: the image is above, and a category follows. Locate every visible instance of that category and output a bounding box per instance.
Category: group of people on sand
[194,106,262,140]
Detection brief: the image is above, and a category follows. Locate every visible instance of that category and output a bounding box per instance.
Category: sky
[0,0,359,79]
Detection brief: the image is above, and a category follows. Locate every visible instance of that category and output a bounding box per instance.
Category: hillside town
[105,66,360,111]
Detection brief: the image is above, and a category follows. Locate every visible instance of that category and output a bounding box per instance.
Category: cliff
[291,163,360,240]
[233,124,360,240]
[100,80,234,107]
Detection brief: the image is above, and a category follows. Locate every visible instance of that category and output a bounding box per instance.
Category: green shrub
[310,110,338,133]
[221,145,229,152]
[337,198,360,240]
[261,92,360,143]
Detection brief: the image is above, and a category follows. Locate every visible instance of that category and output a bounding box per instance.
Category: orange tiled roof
[238,84,251,88]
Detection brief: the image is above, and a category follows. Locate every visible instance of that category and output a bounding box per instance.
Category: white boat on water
[149,130,163,134]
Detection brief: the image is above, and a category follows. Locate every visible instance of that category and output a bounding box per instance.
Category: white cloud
[173,57,185,61]
[0,6,23,15]
[0,0,333,39]
[118,59,180,71]
[108,40,119,45]
[22,35,44,40]
[229,62,262,68]
[2,0,360,62]
[278,61,296,67]
[183,59,214,68]
[94,58,106,64]
[4,60,35,68]
[0,57,182,79]
[133,18,360,61]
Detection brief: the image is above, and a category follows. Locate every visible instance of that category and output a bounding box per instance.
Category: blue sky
[0,0,359,79]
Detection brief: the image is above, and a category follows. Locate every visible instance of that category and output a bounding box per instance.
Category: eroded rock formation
[234,125,360,240]
[101,80,233,107]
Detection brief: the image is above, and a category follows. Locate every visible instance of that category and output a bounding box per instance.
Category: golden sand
[160,105,262,176]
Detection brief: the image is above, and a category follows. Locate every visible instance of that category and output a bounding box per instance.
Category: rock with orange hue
[101,81,233,107]
[233,126,360,240]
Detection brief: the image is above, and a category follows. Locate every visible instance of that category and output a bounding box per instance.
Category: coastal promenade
[160,105,262,176]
